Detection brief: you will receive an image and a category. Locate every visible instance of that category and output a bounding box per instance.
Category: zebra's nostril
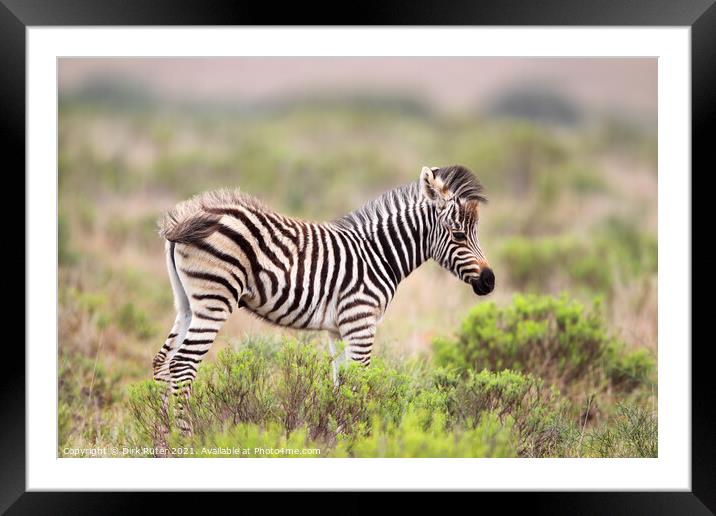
[481,268,495,289]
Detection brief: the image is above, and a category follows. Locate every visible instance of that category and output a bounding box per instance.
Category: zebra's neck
[333,184,438,288]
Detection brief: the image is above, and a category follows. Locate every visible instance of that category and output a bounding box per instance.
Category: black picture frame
[4,0,709,513]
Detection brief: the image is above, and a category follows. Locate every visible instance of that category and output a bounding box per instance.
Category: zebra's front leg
[338,315,377,374]
[344,332,375,367]
[328,337,346,387]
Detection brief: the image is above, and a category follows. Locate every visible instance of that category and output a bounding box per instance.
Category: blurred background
[58,57,657,397]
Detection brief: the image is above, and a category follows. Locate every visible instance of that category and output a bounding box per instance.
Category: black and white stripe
[152,164,494,428]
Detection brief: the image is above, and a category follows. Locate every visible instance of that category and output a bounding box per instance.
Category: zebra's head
[420,165,495,296]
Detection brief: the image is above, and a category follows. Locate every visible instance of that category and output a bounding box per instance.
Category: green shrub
[597,216,657,277]
[188,347,273,437]
[115,302,156,339]
[180,423,320,458]
[274,340,332,434]
[127,380,172,452]
[604,346,655,392]
[273,342,412,443]
[498,221,656,295]
[231,333,292,360]
[434,368,566,457]
[59,349,122,449]
[316,359,412,443]
[183,342,412,447]
[61,286,111,331]
[174,410,518,459]
[499,236,611,292]
[434,294,654,394]
[584,404,657,457]
[336,408,518,458]
[114,334,655,458]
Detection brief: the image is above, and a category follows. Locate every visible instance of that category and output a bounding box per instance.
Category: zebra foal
[154,164,495,431]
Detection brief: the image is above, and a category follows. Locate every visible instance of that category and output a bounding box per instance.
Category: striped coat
[153,165,495,425]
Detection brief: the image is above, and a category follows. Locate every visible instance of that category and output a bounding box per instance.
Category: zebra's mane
[159,165,486,240]
[332,183,421,230]
[433,165,487,204]
[333,165,486,230]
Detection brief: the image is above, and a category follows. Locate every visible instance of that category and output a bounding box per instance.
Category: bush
[336,408,518,458]
[433,368,566,457]
[499,236,611,292]
[172,410,518,458]
[598,216,657,277]
[584,404,657,457]
[111,331,655,458]
[434,294,654,394]
[59,349,122,450]
[275,342,412,443]
[188,347,273,437]
[160,341,412,448]
[181,423,320,458]
[128,341,517,458]
[127,380,172,453]
[115,302,156,340]
[274,340,332,434]
[498,220,657,295]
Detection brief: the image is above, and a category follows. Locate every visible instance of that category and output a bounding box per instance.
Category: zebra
[153,164,495,431]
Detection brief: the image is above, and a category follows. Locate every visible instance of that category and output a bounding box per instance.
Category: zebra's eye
[452,231,467,242]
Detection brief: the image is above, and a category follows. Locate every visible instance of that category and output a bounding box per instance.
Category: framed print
[5,0,710,512]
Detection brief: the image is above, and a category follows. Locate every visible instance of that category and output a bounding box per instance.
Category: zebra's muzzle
[471,268,495,296]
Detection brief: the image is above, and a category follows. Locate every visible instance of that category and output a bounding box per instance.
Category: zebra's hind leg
[169,285,236,436]
[152,312,190,452]
[153,309,192,382]
[151,313,190,454]
[154,240,192,382]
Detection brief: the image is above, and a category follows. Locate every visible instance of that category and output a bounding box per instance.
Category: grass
[60,316,656,457]
[57,99,657,458]
[60,296,656,458]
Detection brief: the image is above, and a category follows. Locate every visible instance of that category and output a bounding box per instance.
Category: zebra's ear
[420,166,447,208]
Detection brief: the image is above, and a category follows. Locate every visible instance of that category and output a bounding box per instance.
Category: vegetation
[61,295,656,458]
[58,91,657,458]
[498,219,657,295]
[434,295,654,393]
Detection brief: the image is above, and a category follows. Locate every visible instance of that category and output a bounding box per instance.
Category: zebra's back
[159,188,357,333]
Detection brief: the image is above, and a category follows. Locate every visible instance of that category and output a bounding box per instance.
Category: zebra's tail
[157,205,221,245]
[165,239,191,317]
